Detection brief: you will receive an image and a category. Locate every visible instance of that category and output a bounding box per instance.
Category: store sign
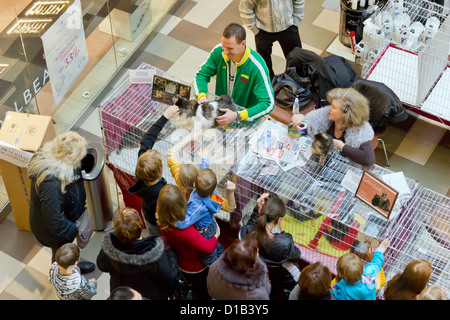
[41,0,88,105]
[14,69,50,109]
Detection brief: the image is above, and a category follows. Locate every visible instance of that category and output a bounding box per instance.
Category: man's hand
[198,97,208,104]
[216,109,237,127]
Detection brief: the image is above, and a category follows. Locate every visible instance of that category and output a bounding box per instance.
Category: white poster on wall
[41,0,89,105]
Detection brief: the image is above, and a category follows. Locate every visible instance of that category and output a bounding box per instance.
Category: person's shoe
[78,261,95,274]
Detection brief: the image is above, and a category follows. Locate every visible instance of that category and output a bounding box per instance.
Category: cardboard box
[0,112,56,231]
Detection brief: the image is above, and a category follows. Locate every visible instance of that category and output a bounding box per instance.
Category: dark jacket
[96,232,178,300]
[240,206,302,298]
[128,115,168,226]
[352,78,408,135]
[207,254,271,300]
[286,47,341,108]
[29,168,85,249]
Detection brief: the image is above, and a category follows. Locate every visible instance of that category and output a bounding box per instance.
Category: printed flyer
[249,120,312,171]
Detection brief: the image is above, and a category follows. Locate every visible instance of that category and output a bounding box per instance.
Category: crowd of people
[25,15,447,301]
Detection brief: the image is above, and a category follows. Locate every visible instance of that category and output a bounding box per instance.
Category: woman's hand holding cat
[164,104,180,119]
[290,114,305,127]
[333,139,345,151]
[216,108,237,126]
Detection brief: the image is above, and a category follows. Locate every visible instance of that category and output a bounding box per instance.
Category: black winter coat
[128,115,168,226]
[96,232,178,300]
[29,169,86,249]
[239,206,302,297]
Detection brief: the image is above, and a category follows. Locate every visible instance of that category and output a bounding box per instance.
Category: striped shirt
[49,262,97,300]
[240,0,305,34]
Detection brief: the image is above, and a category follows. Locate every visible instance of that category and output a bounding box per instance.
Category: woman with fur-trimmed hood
[28,131,88,262]
[207,237,271,300]
[97,207,178,300]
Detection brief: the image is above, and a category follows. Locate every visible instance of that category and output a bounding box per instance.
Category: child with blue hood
[177,168,236,267]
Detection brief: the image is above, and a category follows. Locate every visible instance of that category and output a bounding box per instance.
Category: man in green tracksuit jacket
[194,23,274,126]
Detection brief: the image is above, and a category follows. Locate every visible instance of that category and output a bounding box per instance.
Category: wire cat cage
[99,63,448,295]
[378,187,450,298]
[359,0,450,125]
[99,63,262,220]
[229,119,421,275]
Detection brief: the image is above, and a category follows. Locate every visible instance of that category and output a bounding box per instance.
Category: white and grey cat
[172,94,237,129]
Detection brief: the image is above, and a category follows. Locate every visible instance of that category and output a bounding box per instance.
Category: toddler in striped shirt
[49,243,97,300]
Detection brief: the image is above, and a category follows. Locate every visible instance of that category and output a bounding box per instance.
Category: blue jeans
[198,220,224,267]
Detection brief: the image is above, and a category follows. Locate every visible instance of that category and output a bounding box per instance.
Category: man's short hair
[223,23,246,43]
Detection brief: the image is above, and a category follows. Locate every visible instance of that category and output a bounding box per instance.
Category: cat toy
[287,122,308,139]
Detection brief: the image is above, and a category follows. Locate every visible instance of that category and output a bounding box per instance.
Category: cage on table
[230,119,420,275]
[359,0,450,125]
[99,62,262,222]
[377,187,450,298]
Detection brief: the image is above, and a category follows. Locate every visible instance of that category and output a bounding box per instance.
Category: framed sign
[151,75,191,105]
[355,171,399,219]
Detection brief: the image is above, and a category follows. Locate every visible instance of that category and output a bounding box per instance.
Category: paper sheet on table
[381,171,411,196]
[340,170,363,194]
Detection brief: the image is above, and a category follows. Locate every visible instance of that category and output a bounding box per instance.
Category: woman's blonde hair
[417,285,446,300]
[327,87,370,131]
[135,149,163,184]
[156,184,187,230]
[27,131,87,192]
[179,163,199,199]
[336,253,364,285]
[113,207,143,244]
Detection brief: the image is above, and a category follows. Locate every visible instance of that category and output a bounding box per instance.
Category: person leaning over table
[290,87,376,167]
[194,22,274,127]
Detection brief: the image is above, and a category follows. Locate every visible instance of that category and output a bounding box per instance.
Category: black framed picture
[151,75,191,105]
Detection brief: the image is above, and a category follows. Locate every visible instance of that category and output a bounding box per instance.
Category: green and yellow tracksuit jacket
[194,44,274,122]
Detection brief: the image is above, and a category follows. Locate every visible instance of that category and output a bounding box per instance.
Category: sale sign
[41,0,89,105]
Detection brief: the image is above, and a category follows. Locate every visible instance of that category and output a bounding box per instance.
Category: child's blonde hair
[336,253,364,285]
[135,149,162,184]
[156,184,187,230]
[195,168,217,197]
[179,163,199,198]
[417,285,446,300]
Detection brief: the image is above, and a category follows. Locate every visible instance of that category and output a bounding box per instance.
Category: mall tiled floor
[0,0,449,300]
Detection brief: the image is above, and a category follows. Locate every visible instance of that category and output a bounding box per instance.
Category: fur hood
[305,106,374,148]
[27,151,82,188]
[101,232,165,266]
[215,255,268,291]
